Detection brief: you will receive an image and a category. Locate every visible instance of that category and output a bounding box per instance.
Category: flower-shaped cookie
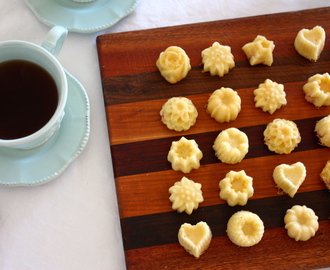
[254,79,287,114]
[315,115,330,147]
[273,162,306,198]
[242,35,275,66]
[227,210,264,247]
[206,88,241,123]
[213,128,249,164]
[320,160,330,190]
[178,221,212,258]
[294,26,326,62]
[169,176,203,215]
[284,205,319,241]
[303,73,330,107]
[160,97,198,132]
[168,137,203,173]
[264,118,301,154]
[156,46,191,83]
[202,42,235,77]
[219,170,254,206]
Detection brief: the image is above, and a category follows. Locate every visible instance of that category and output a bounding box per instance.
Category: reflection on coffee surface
[0,60,58,140]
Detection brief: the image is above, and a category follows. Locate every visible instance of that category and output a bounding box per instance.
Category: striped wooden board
[97,7,330,269]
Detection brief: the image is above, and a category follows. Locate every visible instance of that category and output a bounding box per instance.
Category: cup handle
[41,26,68,58]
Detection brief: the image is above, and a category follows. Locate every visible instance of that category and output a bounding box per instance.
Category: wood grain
[97,7,330,269]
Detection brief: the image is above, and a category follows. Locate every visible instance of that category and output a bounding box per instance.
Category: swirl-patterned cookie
[284,205,319,241]
[254,79,287,114]
[202,42,235,77]
[242,35,275,66]
[219,170,254,206]
[227,210,264,247]
[315,115,330,147]
[156,46,191,83]
[303,73,330,107]
[213,128,249,164]
[160,97,198,132]
[169,176,203,215]
[294,26,326,62]
[168,137,203,173]
[206,88,241,123]
[264,118,301,154]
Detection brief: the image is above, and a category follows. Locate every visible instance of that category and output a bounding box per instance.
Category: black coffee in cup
[0,60,58,140]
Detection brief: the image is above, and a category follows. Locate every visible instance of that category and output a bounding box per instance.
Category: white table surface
[0,1,329,269]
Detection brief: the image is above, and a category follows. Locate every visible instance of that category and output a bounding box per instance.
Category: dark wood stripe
[121,189,330,251]
[111,116,325,178]
[102,52,330,106]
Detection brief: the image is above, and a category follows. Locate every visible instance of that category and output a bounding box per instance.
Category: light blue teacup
[0,26,68,149]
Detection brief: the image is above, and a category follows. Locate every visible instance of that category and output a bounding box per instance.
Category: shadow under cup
[0,41,68,149]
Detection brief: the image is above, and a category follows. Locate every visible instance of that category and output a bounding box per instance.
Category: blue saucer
[24,0,140,33]
[0,71,90,186]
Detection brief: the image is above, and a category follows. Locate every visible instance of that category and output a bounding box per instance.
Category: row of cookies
[156,26,326,84]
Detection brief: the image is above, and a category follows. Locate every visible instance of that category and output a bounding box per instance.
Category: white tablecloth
[0,1,329,269]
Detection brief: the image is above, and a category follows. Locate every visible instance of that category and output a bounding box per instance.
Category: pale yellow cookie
[160,97,198,132]
[254,79,287,114]
[315,115,330,147]
[320,160,330,189]
[242,35,275,66]
[156,46,191,83]
[219,170,254,206]
[294,26,326,62]
[202,42,235,77]
[264,118,301,154]
[303,73,330,107]
[273,162,306,198]
[169,176,203,215]
[227,210,264,247]
[284,205,319,241]
[213,128,249,164]
[178,221,212,258]
[168,137,203,173]
[206,88,241,123]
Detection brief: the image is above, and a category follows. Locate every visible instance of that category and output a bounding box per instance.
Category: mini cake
[294,26,326,62]
[219,170,254,206]
[254,79,287,114]
[227,210,264,247]
[320,160,330,190]
[160,97,198,132]
[315,115,330,147]
[264,118,301,154]
[303,73,330,107]
[284,205,319,241]
[156,46,191,83]
[201,42,235,77]
[169,176,204,215]
[178,221,212,258]
[273,162,306,198]
[206,88,241,123]
[168,136,203,173]
[213,128,249,164]
[242,35,275,66]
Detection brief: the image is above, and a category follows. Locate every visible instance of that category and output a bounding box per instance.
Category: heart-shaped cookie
[273,162,306,198]
[178,221,212,258]
[294,26,326,62]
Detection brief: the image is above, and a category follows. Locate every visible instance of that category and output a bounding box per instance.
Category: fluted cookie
[303,73,330,107]
[206,87,241,123]
[284,205,319,241]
